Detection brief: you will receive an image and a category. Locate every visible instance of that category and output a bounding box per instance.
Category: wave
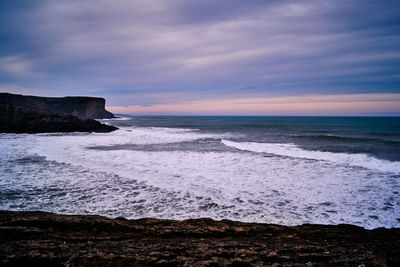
[2,127,400,228]
[290,134,400,144]
[110,117,132,121]
[221,139,400,174]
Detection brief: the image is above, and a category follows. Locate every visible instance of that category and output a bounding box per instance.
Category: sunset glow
[108,94,400,115]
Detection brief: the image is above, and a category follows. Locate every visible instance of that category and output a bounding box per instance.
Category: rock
[0,102,117,133]
[0,210,399,266]
[0,92,114,119]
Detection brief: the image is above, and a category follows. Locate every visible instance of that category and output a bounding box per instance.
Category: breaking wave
[221,139,400,174]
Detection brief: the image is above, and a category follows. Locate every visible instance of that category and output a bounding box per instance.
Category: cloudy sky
[0,0,399,115]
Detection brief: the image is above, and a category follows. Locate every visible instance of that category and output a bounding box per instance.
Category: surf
[221,139,400,174]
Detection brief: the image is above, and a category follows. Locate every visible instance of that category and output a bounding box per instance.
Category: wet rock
[0,210,399,266]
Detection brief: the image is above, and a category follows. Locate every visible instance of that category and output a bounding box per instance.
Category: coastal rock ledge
[0,211,399,266]
[0,102,117,133]
[0,93,117,133]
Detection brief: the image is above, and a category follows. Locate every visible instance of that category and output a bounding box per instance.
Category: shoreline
[1,211,399,266]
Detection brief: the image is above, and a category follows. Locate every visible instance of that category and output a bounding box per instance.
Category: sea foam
[1,126,399,229]
[221,139,400,174]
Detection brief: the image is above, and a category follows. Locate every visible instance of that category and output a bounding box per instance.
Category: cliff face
[0,93,115,119]
[0,102,117,133]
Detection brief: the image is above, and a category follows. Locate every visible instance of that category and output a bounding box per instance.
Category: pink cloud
[107,93,400,115]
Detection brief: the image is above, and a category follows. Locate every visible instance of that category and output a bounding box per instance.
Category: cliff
[1,211,399,266]
[0,93,115,119]
[0,102,117,133]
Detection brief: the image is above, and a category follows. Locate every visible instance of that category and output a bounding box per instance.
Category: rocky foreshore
[0,211,399,266]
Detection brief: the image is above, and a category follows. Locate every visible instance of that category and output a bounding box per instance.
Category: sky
[0,0,399,115]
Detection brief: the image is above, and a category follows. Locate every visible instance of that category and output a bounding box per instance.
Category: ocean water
[1,116,399,229]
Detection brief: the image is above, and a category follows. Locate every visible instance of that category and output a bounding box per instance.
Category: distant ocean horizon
[1,115,399,229]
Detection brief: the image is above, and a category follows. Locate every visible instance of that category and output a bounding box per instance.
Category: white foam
[221,139,400,174]
[38,127,224,147]
[99,117,132,121]
[1,128,399,229]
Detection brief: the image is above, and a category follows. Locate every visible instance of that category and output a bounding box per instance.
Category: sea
[1,116,399,229]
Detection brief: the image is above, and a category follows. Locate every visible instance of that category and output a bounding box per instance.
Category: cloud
[0,0,399,113]
[0,56,36,77]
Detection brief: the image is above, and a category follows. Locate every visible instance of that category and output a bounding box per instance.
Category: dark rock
[0,92,114,119]
[0,210,399,266]
[0,102,117,133]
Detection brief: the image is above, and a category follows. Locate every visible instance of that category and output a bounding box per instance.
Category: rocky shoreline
[0,102,117,133]
[0,93,117,133]
[0,211,399,266]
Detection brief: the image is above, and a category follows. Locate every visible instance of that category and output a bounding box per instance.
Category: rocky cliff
[0,93,114,119]
[0,102,117,133]
[0,211,399,266]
